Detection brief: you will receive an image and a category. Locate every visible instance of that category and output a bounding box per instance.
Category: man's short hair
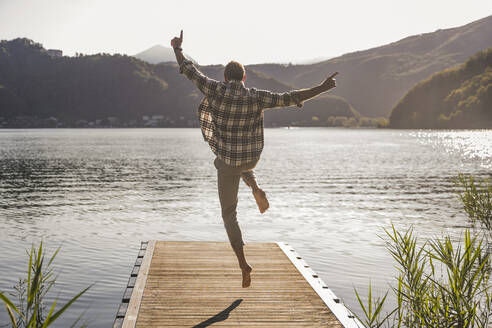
[224,61,245,81]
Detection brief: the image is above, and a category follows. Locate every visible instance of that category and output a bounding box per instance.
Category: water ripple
[0,128,490,327]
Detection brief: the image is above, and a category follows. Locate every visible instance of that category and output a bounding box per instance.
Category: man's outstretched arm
[258,72,338,110]
[296,72,338,103]
[171,30,220,97]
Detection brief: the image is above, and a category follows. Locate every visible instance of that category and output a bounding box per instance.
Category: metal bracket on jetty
[113,241,364,328]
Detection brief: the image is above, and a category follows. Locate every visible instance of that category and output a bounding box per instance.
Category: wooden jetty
[114,241,364,328]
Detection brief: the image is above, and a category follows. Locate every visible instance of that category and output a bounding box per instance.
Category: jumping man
[171,30,337,288]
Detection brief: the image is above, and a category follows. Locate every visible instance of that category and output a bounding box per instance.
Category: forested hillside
[0,38,357,127]
[389,48,492,128]
[249,15,492,118]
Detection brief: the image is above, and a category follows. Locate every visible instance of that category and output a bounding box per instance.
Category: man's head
[224,61,246,82]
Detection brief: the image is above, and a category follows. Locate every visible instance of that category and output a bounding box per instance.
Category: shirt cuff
[179,59,193,74]
[290,91,303,108]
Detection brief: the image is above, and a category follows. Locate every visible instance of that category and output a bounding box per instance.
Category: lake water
[0,128,491,327]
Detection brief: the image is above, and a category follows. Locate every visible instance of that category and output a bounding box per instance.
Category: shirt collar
[227,80,245,87]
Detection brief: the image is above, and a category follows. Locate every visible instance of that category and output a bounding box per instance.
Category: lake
[0,128,491,327]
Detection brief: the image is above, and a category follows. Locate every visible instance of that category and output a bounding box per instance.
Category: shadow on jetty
[192,299,243,327]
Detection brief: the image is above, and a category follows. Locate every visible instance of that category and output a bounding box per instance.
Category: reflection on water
[0,128,490,327]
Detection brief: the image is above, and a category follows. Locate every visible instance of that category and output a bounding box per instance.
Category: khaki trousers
[214,157,258,249]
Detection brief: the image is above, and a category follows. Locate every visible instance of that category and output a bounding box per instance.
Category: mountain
[389,48,492,128]
[248,15,492,118]
[0,38,357,127]
[134,44,195,64]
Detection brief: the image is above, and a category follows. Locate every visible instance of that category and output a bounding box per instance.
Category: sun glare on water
[411,130,492,170]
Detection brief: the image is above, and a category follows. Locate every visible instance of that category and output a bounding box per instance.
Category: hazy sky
[0,0,491,65]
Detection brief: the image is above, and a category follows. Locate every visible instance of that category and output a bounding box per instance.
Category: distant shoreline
[1,126,491,131]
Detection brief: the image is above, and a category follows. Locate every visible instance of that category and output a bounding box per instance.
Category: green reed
[0,242,91,328]
[354,174,492,328]
[355,227,491,328]
[456,174,492,243]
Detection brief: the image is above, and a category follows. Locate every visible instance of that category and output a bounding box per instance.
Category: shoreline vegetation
[0,115,390,129]
[0,242,91,328]
[354,174,492,328]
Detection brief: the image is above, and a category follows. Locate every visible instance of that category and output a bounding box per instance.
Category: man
[171,30,337,288]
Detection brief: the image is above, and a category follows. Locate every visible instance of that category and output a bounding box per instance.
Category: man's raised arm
[171,30,185,66]
[258,72,338,110]
[171,30,220,98]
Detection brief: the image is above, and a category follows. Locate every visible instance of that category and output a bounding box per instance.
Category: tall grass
[354,175,492,328]
[0,242,91,328]
[456,174,492,244]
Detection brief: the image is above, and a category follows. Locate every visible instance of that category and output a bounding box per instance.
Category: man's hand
[320,72,338,91]
[171,30,183,49]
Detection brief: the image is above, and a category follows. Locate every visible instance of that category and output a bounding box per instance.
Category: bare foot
[252,189,269,214]
[241,265,252,288]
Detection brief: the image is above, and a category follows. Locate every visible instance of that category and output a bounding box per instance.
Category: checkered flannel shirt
[180,59,304,167]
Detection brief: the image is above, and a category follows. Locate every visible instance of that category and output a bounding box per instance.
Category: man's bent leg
[241,169,269,214]
[241,170,258,189]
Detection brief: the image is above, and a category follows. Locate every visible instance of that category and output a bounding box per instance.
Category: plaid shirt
[180,59,303,167]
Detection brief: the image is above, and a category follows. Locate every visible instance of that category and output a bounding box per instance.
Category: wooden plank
[121,240,156,328]
[122,241,357,327]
